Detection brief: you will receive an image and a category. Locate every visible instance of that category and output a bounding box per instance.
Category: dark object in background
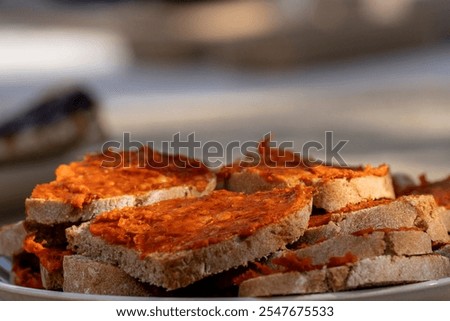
[0,87,104,164]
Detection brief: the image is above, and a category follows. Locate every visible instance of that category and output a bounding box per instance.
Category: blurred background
[0,0,449,223]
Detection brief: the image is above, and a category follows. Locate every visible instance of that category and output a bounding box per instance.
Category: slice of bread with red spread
[26,147,216,225]
[21,147,216,290]
[396,175,450,233]
[238,254,450,297]
[220,140,395,212]
[235,193,450,297]
[66,187,313,290]
[300,195,449,246]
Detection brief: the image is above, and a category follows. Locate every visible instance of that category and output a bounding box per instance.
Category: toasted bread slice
[397,175,450,209]
[0,221,26,256]
[63,255,158,296]
[26,147,216,225]
[438,208,450,233]
[299,195,449,245]
[22,148,215,290]
[225,164,394,212]
[220,137,394,212]
[236,227,433,296]
[436,244,450,259]
[281,229,432,267]
[239,254,450,297]
[66,187,313,290]
[39,264,63,290]
[10,252,43,289]
[62,255,244,297]
[396,175,450,233]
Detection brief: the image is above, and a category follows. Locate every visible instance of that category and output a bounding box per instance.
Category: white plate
[1,277,450,301]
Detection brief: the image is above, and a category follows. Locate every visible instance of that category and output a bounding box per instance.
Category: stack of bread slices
[0,142,449,297]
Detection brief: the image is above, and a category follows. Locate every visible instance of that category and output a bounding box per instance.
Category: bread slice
[299,195,449,245]
[66,187,313,290]
[436,244,450,259]
[237,227,434,296]
[396,175,450,234]
[0,221,26,256]
[62,255,244,297]
[219,136,394,212]
[225,164,394,212]
[26,147,216,225]
[236,194,449,297]
[280,229,432,267]
[439,208,450,233]
[63,255,157,296]
[21,147,216,289]
[397,175,449,209]
[239,254,450,297]
[40,264,63,290]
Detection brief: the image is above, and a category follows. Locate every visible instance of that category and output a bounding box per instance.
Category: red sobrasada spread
[399,175,450,209]
[89,187,313,255]
[31,147,213,208]
[219,136,389,187]
[240,164,390,186]
[12,253,43,289]
[23,235,72,273]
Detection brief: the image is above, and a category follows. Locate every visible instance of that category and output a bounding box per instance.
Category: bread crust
[279,230,432,267]
[40,264,63,290]
[239,254,450,297]
[436,244,450,259]
[437,207,450,233]
[313,175,395,212]
[66,193,312,290]
[63,255,155,296]
[0,221,27,256]
[301,195,449,245]
[227,169,395,212]
[26,177,216,225]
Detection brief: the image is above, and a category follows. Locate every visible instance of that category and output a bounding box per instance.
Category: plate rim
[1,276,450,301]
